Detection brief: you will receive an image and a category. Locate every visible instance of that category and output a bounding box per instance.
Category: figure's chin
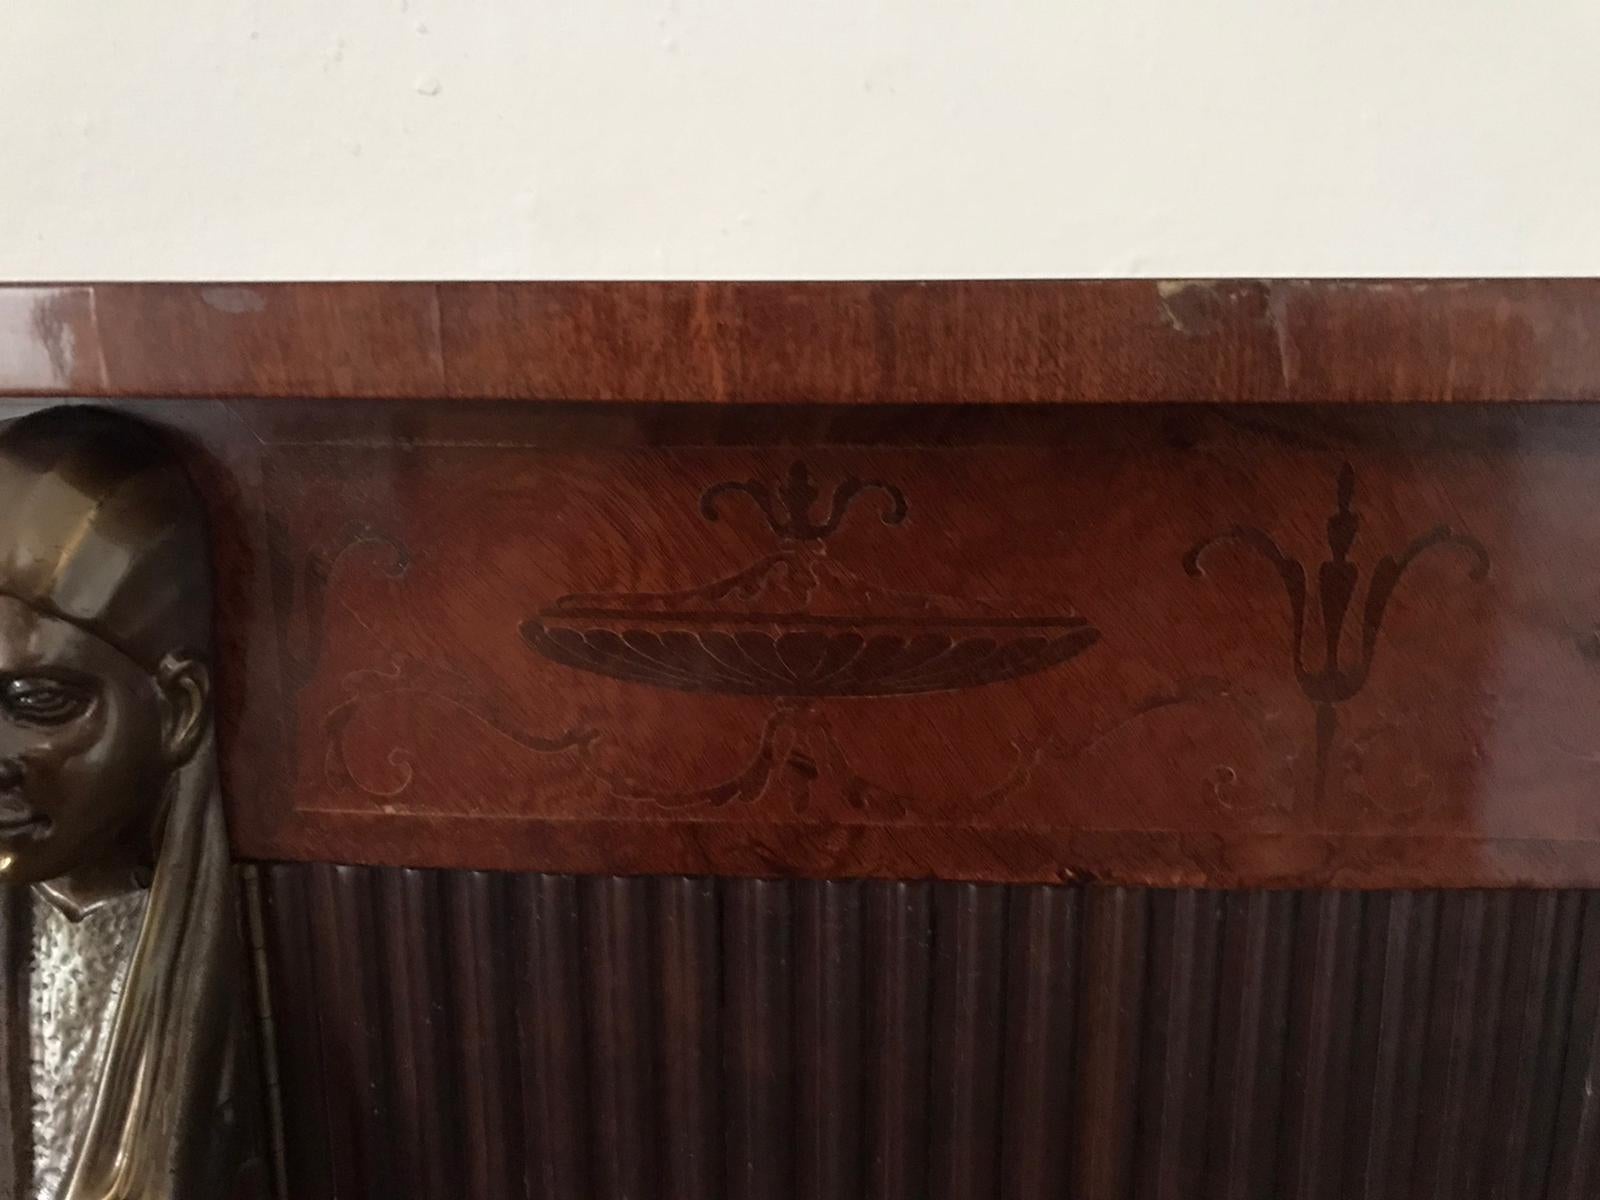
[0,833,64,885]
[0,854,46,884]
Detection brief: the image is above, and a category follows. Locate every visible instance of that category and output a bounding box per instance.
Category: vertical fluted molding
[929,884,1007,1200]
[655,876,722,1200]
[1280,891,1363,1200]
[1073,886,1149,1200]
[512,873,592,1200]
[795,880,865,1200]
[998,886,1078,1200]
[307,864,396,1198]
[377,868,457,1199]
[258,871,1600,1199]
[1545,891,1600,1199]
[443,871,523,1198]
[1482,890,1582,1200]
[1412,891,1513,1199]
[259,867,335,1199]
[1136,890,1223,1200]
[724,878,796,1200]
[1344,891,1436,1199]
[1205,890,1294,1200]
[581,875,660,1200]
[864,881,933,1200]
[0,888,32,1200]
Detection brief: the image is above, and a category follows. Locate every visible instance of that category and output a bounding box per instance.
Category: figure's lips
[0,799,48,841]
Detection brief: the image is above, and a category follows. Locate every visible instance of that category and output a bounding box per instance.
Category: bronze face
[0,405,213,900]
[0,595,207,887]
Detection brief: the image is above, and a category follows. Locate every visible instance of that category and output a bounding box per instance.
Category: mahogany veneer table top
[5,279,1600,405]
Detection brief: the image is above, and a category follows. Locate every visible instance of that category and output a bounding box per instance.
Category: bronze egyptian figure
[0,407,264,1198]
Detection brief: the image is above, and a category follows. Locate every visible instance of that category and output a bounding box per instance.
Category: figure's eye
[0,678,94,726]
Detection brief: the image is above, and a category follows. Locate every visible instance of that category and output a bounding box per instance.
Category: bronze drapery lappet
[0,407,265,1198]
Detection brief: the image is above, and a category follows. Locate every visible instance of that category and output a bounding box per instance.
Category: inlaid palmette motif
[1186,462,1490,810]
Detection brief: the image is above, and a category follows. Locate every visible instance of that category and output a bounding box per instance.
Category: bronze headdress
[0,406,211,671]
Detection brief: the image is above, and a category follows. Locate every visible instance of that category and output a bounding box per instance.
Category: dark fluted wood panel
[1137,889,1222,1200]
[862,882,931,1200]
[724,878,793,1200]
[0,890,32,1200]
[1073,887,1147,1199]
[928,884,1006,1200]
[1205,890,1294,1199]
[795,881,864,1200]
[998,887,1076,1199]
[512,873,591,1199]
[654,877,720,1200]
[378,869,456,1199]
[259,867,1600,1200]
[582,876,659,1200]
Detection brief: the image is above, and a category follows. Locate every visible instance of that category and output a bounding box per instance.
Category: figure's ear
[155,655,211,767]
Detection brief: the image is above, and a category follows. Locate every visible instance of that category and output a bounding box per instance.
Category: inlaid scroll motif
[268,518,411,775]
[523,462,1099,816]
[1185,462,1489,809]
[268,517,410,695]
[322,655,595,802]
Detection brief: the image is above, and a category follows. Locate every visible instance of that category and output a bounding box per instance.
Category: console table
[3,280,1597,1198]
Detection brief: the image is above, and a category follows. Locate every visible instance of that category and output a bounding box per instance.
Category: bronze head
[0,407,212,905]
[0,405,264,1199]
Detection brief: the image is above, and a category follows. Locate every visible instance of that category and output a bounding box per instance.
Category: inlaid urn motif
[522,462,1099,813]
[523,462,1099,699]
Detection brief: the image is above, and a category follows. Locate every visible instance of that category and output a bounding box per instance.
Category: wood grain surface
[0,397,1584,886]
[5,280,1600,404]
[7,281,1600,886]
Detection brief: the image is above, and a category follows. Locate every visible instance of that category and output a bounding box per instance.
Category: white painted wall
[3,2,1598,280]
